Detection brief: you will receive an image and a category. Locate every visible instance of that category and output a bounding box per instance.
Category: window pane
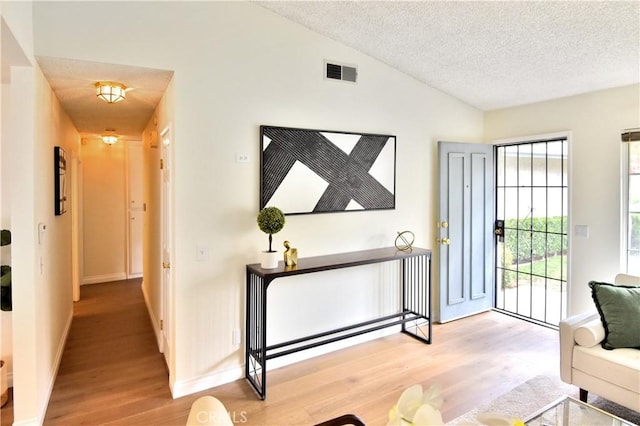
[630,175,640,212]
[630,141,640,174]
[630,212,640,251]
[518,144,532,187]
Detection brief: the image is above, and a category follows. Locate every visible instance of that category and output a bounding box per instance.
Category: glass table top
[525,396,635,426]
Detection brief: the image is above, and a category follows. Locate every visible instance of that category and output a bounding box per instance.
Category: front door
[437,141,494,322]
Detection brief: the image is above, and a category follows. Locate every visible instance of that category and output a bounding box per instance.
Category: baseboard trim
[31,305,73,426]
[81,273,127,285]
[170,366,244,399]
[141,282,163,351]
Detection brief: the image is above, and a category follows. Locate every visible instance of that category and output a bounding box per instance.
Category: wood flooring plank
[34,279,563,425]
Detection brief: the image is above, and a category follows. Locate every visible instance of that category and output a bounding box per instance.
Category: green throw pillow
[589,281,640,350]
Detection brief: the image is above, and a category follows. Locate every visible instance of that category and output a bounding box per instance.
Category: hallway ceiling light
[95,81,127,103]
[102,132,119,145]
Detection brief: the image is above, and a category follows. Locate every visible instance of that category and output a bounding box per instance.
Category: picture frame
[54,146,67,216]
[260,125,396,215]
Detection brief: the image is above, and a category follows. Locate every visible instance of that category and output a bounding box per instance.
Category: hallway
[43,279,173,424]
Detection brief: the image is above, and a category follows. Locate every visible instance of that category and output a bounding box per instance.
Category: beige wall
[32,1,483,398]
[1,2,79,423]
[80,139,127,284]
[485,84,640,315]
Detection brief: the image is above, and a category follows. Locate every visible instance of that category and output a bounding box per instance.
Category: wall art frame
[54,146,67,216]
[260,125,396,215]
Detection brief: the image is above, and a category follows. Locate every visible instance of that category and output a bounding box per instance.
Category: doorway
[494,138,569,327]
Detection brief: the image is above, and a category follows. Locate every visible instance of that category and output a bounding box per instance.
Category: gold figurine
[283,240,298,266]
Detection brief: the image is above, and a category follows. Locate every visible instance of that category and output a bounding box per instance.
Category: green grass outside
[517,255,567,281]
[501,255,567,290]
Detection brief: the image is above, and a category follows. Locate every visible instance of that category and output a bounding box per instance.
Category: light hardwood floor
[6,279,561,425]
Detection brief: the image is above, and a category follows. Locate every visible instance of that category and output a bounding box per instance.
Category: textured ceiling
[258,1,640,110]
[37,56,173,140]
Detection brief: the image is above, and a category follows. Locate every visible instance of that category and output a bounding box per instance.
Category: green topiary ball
[257,207,285,235]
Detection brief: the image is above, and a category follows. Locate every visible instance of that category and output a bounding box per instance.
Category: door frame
[159,126,173,372]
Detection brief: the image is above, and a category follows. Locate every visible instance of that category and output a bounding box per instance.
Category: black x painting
[260,126,396,215]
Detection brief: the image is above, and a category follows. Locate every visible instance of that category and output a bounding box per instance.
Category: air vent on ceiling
[325,61,357,83]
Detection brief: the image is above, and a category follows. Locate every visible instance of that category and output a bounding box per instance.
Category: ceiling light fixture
[95,81,127,103]
[102,130,119,145]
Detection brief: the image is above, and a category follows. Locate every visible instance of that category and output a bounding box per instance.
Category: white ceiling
[258,1,640,110]
[37,56,173,141]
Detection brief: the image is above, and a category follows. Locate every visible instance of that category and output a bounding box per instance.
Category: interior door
[437,141,494,322]
[127,142,143,278]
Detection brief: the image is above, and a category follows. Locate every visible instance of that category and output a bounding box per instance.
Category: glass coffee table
[525,396,635,425]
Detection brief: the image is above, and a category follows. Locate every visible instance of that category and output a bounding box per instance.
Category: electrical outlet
[232,329,241,346]
[235,152,250,163]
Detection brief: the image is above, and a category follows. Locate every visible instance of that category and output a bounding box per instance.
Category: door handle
[441,238,450,245]
[162,262,171,269]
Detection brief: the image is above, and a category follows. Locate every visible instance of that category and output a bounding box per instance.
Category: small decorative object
[54,146,67,216]
[395,230,415,251]
[257,207,285,269]
[283,240,298,266]
[387,383,444,425]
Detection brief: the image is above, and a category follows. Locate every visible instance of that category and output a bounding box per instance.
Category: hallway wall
[1,3,79,424]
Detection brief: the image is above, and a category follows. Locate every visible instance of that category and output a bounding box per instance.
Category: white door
[437,141,494,322]
[127,142,143,278]
[160,128,172,369]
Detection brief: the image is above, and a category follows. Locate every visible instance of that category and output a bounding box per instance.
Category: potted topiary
[257,207,285,269]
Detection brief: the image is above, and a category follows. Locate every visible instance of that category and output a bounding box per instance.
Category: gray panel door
[437,142,494,322]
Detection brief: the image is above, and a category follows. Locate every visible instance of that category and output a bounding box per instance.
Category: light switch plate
[196,244,210,261]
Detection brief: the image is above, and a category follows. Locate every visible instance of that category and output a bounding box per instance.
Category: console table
[245,246,432,399]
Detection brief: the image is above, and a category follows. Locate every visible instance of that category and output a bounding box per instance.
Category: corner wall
[484,84,640,315]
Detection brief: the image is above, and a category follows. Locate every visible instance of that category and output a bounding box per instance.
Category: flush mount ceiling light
[95,81,127,103]
[102,130,119,145]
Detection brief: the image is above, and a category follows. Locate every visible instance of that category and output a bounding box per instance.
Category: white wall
[485,84,640,315]
[32,1,483,398]
[80,138,127,284]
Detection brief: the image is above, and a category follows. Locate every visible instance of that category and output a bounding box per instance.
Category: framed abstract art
[260,126,396,215]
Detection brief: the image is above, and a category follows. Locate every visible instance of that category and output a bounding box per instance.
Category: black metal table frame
[245,247,432,399]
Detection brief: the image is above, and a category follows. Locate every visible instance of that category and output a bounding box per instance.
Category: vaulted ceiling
[258,1,640,110]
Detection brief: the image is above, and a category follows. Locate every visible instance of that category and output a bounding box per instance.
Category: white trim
[170,366,243,399]
[141,280,163,351]
[81,272,127,285]
[621,142,630,272]
[27,307,74,426]
[492,130,571,146]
